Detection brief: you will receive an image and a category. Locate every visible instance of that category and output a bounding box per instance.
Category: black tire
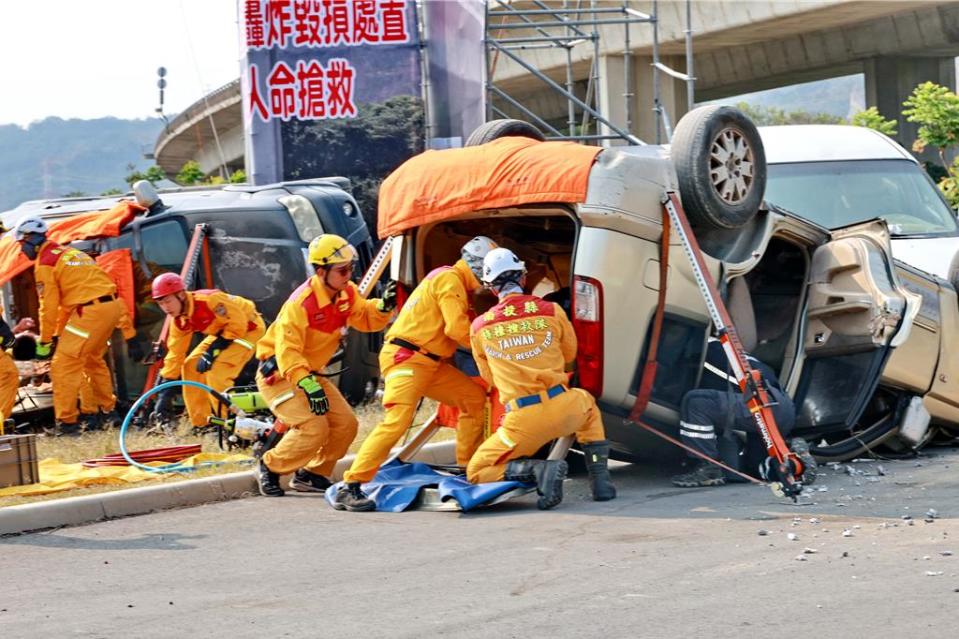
[671,105,767,230]
[808,413,900,463]
[465,119,545,147]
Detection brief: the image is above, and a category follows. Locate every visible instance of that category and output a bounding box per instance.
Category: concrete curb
[0,440,456,536]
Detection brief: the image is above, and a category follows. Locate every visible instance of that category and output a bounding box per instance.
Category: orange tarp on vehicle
[0,201,144,286]
[376,137,602,239]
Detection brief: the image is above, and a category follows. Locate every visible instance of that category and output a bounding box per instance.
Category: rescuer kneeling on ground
[465,248,616,510]
[15,216,132,435]
[150,273,266,432]
[335,236,496,512]
[254,234,396,498]
[671,337,816,487]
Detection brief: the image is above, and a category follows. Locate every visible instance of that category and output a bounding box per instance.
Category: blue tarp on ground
[324,460,532,512]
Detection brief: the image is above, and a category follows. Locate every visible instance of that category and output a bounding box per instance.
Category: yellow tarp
[0,453,252,498]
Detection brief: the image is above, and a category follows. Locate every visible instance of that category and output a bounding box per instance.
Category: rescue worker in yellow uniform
[335,236,497,512]
[151,272,266,431]
[466,248,616,509]
[14,216,131,435]
[254,234,396,497]
[0,308,19,433]
[78,304,140,429]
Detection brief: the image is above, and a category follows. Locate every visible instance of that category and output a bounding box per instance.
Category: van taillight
[572,275,603,398]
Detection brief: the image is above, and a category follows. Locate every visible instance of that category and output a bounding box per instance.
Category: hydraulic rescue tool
[654,191,805,500]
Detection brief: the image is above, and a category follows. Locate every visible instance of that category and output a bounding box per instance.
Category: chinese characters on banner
[243,0,412,122]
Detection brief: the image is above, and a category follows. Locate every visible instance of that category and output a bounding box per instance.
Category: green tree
[851,106,898,137]
[100,187,124,196]
[902,81,959,207]
[124,163,166,187]
[175,160,205,185]
[902,81,959,168]
[62,190,88,197]
[229,169,246,183]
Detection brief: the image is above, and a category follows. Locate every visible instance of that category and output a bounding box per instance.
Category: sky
[0,0,242,126]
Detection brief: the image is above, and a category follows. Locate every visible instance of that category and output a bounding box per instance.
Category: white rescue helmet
[461,235,498,279]
[14,216,48,240]
[482,247,526,284]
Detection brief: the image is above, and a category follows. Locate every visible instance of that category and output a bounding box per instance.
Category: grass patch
[3,399,454,507]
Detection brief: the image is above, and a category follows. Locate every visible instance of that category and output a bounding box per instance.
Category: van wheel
[465,119,545,147]
[671,105,766,230]
[808,413,900,462]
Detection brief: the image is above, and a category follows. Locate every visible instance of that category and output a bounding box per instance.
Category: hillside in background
[711,74,865,119]
[0,117,164,212]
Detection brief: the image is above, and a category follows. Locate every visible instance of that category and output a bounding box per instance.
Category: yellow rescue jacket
[385,259,480,358]
[469,292,577,404]
[256,277,391,384]
[33,242,117,343]
[160,289,264,379]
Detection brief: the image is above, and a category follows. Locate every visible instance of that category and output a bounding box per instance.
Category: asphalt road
[2,448,958,639]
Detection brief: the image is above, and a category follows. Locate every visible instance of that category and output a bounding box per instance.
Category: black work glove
[377,280,398,312]
[196,336,232,373]
[0,319,14,350]
[126,338,145,362]
[298,374,329,415]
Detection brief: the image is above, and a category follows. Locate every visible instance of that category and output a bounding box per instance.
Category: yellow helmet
[308,234,358,267]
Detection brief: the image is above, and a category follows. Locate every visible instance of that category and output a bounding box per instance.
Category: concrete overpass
[155,0,959,177]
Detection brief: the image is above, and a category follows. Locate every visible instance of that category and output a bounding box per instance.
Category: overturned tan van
[377,106,959,463]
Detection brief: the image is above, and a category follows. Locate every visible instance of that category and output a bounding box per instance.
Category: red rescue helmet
[151,272,185,300]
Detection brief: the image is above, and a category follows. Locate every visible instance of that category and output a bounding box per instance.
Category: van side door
[793,219,919,435]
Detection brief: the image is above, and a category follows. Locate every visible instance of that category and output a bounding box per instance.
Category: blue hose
[118,380,233,473]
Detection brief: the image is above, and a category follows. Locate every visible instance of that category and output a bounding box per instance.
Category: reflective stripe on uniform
[680,430,716,440]
[680,422,714,432]
[384,369,414,382]
[64,324,90,339]
[704,362,736,384]
[497,429,516,448]
[234,338,254,350]
[270,391,296,409]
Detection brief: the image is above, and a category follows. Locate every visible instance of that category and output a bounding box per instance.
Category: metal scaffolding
[485,0,695,145]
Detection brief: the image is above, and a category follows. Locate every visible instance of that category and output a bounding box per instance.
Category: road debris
[758,529,769,536]
[803,547,818,554]
[925,571,944,577]
[795,555,807,561]
[787,533,799,541]
[926,509,940,519]
[941,551,953,557]
[842,529,854,537]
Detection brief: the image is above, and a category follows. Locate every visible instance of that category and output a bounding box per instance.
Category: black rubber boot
[332,482,375,512]
[99,409,122,430]
[289,469,333,493]
[533,460,568,510]
[79,413,102,432]
[48,421,82,437]
[503,459,539,483]
[255,460,285,497]
[581,440,617,501]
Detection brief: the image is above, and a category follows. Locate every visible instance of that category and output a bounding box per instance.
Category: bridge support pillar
[598,54,689,146]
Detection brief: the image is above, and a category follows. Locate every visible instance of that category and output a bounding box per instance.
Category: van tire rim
[709,127,754,205]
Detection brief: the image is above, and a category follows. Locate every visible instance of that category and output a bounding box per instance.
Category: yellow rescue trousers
[257,370,357,476]
[79,343,117,415]
[343,344,487,484]
[0,350,19,424]
[467,387,606,484]
[180,327,265,427]
[51,298,123,424]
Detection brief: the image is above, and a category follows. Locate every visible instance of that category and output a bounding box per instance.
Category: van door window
[140,221,189,275]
